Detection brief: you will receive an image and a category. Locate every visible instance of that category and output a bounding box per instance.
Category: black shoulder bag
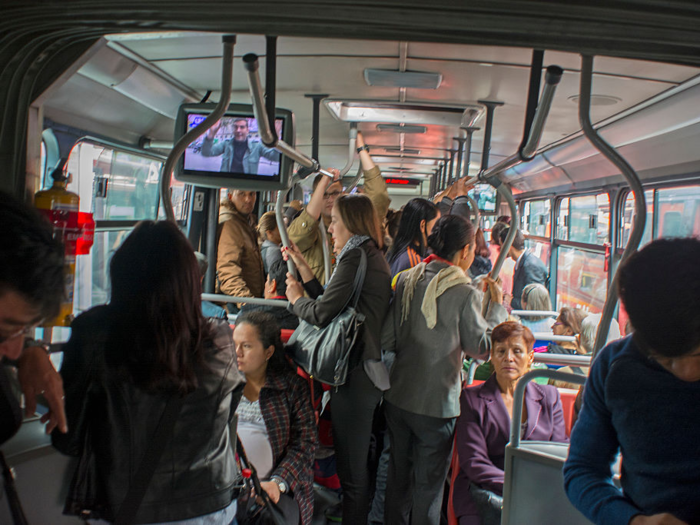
[287,248,368,386]
[112,396,183,525]
[235,435,285,525]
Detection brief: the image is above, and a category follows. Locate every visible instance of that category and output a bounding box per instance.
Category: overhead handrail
[579,55,646,359]
[339,123,358,177]
[478,65,563,315]
[533,353,591,367]
[510,369,586,448]
[160,35,236,223]
[202,293,288,308]
[243,53,335,180]
[345,160,364,194]
[512,310,558,317]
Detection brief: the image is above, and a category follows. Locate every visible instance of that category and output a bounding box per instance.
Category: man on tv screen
[201,118,280,175]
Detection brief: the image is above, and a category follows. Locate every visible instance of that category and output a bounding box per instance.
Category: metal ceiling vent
[324,100,484,128]
[364,69,442,89]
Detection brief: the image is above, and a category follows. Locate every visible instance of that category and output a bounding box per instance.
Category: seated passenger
[382,214,507,525]
[234,311,317,525]
[239,259,300,330]
[53,221,245,524]
[385,198,440,278]
[519,283,555,334]
[195,251,227,319]
[258,210,284,276]
[564,238,700,524]
[469,228,493,279]
[548,307,588,354]
[454,321,568,525]
[287,131,389,284]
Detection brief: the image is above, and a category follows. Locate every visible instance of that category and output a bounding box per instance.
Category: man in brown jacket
[287,131,390,285]
[216,189,264,301]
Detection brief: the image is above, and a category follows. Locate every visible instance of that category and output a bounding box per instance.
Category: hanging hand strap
[113,396,183,525]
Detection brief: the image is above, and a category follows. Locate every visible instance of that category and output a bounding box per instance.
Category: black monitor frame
[174,103,294,191]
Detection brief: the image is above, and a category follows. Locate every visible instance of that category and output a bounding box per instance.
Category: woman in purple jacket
[454,321,568,525]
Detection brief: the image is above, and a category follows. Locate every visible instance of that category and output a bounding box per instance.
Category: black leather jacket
[52,306,244,523]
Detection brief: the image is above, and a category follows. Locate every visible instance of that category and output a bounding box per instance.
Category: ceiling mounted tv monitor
[174,103,294,191]
[469,183,499,213]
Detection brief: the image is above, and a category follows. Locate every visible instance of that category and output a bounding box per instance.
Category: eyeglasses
[0,324,38,346]
[323,191,342,200]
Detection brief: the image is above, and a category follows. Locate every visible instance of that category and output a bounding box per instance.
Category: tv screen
[174,104,294,191]
[469,183,498,212]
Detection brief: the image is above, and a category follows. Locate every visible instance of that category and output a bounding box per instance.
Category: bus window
[556,246,607,313]
[655,185,700,239]
[619,190,653,248]
[522,199,551,238]
[558,194,610,245]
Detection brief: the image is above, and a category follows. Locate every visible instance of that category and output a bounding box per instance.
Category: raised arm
[358,132,391,220]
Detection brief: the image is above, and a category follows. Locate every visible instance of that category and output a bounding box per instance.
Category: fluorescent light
[325,100,483,128]
[383,146,421,154]
[377,124,426,134]
[364,69,442,89]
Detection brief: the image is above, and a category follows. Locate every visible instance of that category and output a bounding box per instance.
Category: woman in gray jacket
[382,214,507,525]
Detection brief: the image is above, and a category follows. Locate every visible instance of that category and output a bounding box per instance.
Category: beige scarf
[400,262,471,329]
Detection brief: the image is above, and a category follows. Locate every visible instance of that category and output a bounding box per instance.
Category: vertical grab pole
[160,35,236,223]
[477,100,505,173]
[463,126,478,179]
[265,36,278,143]
[467,195,480,227]
[306,93,331,284]
[454,135,466,179]
[579,55,646,358]
[275,187,297,275]
[204,188,218,293]
[447,149,456,186]
[339,123,358,177]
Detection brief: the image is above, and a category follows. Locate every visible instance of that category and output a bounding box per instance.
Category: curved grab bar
[521,66,564,159]
[243,53,277,147]
[510,369,586,448]
[466,194,480,226]
[160,35,236,222]
[202,293,288,308]
[339,123,358,177]
[345,161,364,194]
[579,55,646,358]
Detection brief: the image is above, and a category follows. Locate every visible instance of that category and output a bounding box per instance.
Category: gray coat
[382,261,507,419]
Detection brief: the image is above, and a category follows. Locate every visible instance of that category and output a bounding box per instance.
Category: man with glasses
[0,191,67,444]
[287,131,390,284]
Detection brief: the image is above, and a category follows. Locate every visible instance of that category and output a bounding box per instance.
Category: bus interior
[3,2,700,524]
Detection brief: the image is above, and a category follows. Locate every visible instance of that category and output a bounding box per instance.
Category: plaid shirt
[259,368,318,525]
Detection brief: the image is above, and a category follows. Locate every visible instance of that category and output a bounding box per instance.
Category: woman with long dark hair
[284,194,392,524]
[233,311,317,525]
[385,198,440,278]
[382,214,507,525]
[53,221,244,524]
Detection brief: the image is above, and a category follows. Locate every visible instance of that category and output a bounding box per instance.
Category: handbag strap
[113,396,184,525]
[0,451,29,525]
[349,247,368,310]
[235,434,272,503]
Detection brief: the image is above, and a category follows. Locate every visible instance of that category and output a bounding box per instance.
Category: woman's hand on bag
[286,273,305,305]
[260,481,281,504]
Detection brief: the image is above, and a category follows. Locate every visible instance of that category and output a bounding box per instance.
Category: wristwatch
[271,476,288,494]
[356,145,370,153]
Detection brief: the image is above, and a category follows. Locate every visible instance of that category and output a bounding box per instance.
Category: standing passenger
[488,221,515,305]
[0,191,66,443]
[217,189,264,301]
[287,131,390,285]
[385,198,440,278]
[469,228,493,279]
[499,227,548,310]
[53,221,245,523]
[564,238,700,525]
[382,214,508,525]
[284,194,392,524]
[258,210,284,276]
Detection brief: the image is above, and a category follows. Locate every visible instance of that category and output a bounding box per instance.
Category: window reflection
[655,186,700,239]
[556,246,607,313]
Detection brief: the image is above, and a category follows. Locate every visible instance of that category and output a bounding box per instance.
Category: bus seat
[558,388,579,436]
[280,328,294,344]
[447,444,460,525]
